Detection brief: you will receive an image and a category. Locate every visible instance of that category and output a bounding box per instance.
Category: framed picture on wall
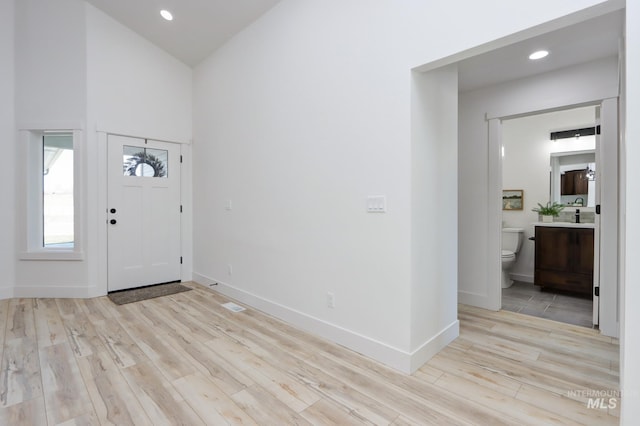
[502,189,524,210]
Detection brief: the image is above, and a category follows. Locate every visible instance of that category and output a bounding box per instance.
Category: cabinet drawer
[535,269,592,296]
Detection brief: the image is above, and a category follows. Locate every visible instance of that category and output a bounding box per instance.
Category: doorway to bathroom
[497,101,618,331]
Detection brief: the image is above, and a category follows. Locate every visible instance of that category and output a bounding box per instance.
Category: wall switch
[327,292,335,308]
[367,195,386,213]
[228,264,233,275]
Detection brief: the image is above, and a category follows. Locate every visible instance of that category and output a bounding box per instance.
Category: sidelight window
[20,128,83,260]
[43,132,74,248]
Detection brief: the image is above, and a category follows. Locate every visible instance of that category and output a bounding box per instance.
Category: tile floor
[502,281,594,328]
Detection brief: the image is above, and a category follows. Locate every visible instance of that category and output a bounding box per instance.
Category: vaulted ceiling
[85,0,281,67]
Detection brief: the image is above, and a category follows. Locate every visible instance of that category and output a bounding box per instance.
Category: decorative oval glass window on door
[122,146,168,177]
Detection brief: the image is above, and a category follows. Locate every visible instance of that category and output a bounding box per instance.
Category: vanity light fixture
[550,127,597,140]
[529,50,549,60]
[160,9,173,21]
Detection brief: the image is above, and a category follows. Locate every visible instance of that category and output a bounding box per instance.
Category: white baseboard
[193,272,454,374]
[458,290,500,311]
[409,320,459,372]
[510,272,534,283]
[0,287,13,300]
[13,285,100,299]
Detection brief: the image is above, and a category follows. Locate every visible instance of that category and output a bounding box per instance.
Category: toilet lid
[501,250,515,258]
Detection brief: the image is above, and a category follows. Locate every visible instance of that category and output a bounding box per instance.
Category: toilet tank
[502,228,524,253]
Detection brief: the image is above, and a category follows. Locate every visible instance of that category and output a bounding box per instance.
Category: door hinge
[594,287,600,297]
[180,155,183,163]
[180,205,183,213]
[180,256,183,264]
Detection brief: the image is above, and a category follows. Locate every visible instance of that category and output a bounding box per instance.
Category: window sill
[20,250,85,261]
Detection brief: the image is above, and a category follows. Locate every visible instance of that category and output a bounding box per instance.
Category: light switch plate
[367,195,386,213]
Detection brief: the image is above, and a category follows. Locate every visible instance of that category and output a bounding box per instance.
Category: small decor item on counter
[532,201,565,223]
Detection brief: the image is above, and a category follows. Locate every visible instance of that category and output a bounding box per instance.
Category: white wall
[13,0,89,296]
[15,0,86,125]
[85,4,192,144]
[192,1,415,366]
[459,56,618,309]
[502,106,596,281]
[5,1,192,298]
[192,0,612,372]
[410,66,460,370]
[622,0,640,423]
[85,4,193,296]
[0,0,15,299]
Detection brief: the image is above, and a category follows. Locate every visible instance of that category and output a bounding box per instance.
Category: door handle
[110,219,117,225]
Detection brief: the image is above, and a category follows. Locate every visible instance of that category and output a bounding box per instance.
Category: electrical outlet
[228,264,233,275]
[327,292,335,308]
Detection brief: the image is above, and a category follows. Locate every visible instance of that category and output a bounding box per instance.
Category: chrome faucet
[574,197,584,206]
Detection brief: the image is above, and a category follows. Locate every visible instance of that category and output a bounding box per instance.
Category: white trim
[487,118,503,311]
[97,131,109,295]
[193,272,444,374]
[13,285,99,299]
[486,98,613,122]
[96,123,191,145]
[510,272,534,283]
[459,291,498,310]
[598,98,620,338]
[409,320,459,373]
[18,122,84,131]
[489,101,619,337]
[18,129,85,260]
[19,251,84,261]
[180,143,193,282]
[0,287,13,301]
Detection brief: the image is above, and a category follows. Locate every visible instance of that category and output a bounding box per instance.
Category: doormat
[108,282,191,305]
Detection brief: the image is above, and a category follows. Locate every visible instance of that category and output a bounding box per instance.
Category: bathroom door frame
[490,98,619,337]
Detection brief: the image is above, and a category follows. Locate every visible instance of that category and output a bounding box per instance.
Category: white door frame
[597,98,620,337]
[95,131,193,296]
[107,135,182,292]
[489,99,619,337]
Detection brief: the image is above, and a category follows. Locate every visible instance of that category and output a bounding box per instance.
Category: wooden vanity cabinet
[534,226,594,297]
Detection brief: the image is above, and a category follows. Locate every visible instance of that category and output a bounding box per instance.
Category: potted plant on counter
[532,201,565,223]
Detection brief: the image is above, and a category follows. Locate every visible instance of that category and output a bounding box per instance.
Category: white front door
[107,135,181,292]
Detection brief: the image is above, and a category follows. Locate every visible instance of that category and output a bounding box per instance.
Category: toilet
[501,227,524,288]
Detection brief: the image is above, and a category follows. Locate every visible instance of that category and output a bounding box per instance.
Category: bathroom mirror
[550,150,596,207]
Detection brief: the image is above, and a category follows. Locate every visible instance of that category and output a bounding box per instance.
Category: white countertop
[532,222,595,228]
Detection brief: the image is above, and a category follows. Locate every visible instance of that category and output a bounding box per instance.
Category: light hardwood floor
[0,282,619,425]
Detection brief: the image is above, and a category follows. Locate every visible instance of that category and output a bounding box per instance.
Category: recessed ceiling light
[160,9,173,21]
[529,50,549,60]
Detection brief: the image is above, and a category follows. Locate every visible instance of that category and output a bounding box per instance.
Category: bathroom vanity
[533,223,594,297]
